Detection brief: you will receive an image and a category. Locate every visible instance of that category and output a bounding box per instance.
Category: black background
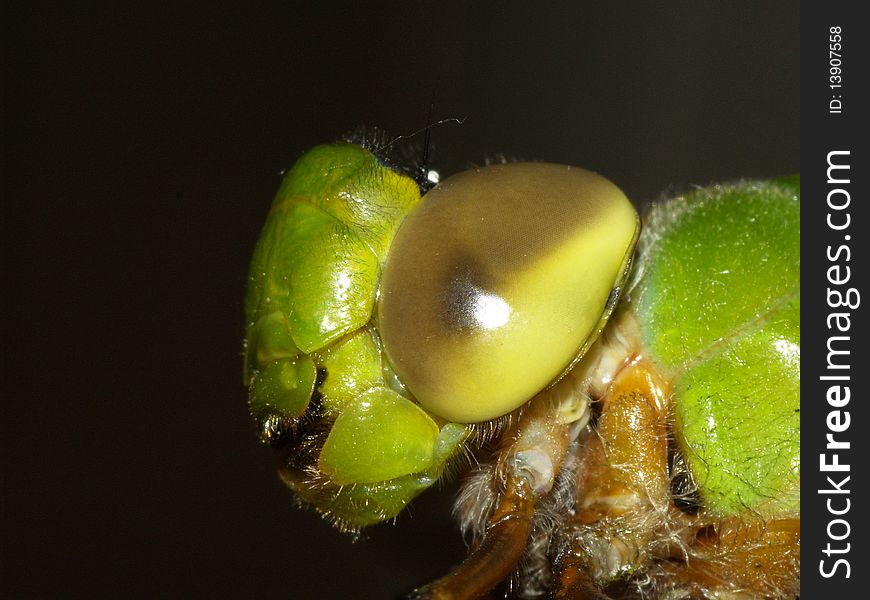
[3,3,798,598]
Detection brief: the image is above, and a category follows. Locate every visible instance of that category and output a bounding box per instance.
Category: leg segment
[412,384,577,599]
[555,358,673,596]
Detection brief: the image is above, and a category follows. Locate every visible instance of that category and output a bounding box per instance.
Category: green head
[244,141,639,527]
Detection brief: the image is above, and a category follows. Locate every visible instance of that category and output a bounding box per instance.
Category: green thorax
[628,179,800,517]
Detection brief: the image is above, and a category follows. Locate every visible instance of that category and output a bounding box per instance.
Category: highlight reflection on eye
[440,268,512,333]
[473,292,511,330]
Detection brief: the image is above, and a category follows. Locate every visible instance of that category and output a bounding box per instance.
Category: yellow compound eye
[377,163,639,423]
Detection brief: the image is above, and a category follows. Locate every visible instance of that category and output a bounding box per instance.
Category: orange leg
[561,358,672,585]
[413,388,574,600]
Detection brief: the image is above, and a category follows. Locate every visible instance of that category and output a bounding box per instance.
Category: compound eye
[377,163,639,423]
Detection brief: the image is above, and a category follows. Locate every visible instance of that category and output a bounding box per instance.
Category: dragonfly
[242,134,799,599]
